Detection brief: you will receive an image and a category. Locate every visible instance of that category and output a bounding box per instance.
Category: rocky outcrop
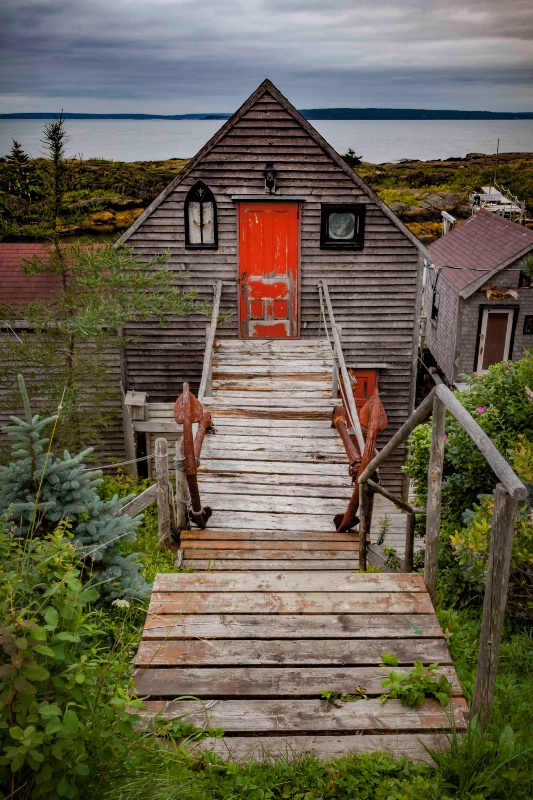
[389,191,470,223]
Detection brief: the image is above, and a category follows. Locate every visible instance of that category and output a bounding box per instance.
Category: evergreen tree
[0,376,149,602]
[5,138,33,200]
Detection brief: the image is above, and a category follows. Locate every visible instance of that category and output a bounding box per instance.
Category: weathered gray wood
[472,484,519,725]
[174,437,189,533]
[136,636,453,667]
[435,385,528,500]
[155,438,171,550]
[121,399,138,481]
[424,396,446,605]
[198,733,453,764]
[359,484,374,571]
[119,483,157,517]
[137,697,468,731]
[133,421,181,433]
[183,559,357,570]
[148,590,434,615]
[141,613,443,640]
[134,664,459,695]
[198,280,223,402]
[153,571,425,593]
[404,512,415,573]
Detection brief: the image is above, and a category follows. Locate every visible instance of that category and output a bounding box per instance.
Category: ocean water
[0,118,531,164]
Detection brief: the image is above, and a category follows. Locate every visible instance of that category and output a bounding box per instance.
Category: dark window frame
[320,203,366,249]
[524,315,533,335]
[184,180,218,250]
[519,271,532,289]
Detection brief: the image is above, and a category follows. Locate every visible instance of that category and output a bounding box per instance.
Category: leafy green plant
[379,657,453,708]
[383,545,401,571]
[0,521,145,799]
[376,514,391,545]
[320,686,367,706]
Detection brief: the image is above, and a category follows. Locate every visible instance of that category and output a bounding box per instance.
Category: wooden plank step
[212,379,333,392]
[205,407,334,420]
[198,473,350,488]
[180,529,356,542]
[136,697,469,731]
[197,733,449,764]
[197,481,352,499]
[141,612,442,639]
[190,511,340,532]
[207,425,339,439]
[212,366,332,376]
[210,416,335,429]
[200,460,348,477]
[178,548,357,560]
[202,435,343,453]
[153,572,426,593]
[182,539,357,552]
[201,448,342,465]
[148,591,434,615]
[136,637,453,667]
[133,665,459,695]
[182,559,358,570]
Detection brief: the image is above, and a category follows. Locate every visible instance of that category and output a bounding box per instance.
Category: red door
[238,201,299,338]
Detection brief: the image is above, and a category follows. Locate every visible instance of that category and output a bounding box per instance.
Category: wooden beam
[119,483,157,517]
[472,484,518,725]
[198,280,223,402]
[424,395,445,605]
[155,437,171,550]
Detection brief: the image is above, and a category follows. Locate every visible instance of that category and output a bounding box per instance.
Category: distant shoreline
[1,109,532,121]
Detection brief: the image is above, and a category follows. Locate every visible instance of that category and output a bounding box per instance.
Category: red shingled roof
[428,210,533,293]
[0,244,62,306]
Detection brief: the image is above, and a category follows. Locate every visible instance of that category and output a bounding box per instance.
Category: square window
[524,315,533,335]
[431,288,440,322]
[519,271,532,289]
[320,204,366,249]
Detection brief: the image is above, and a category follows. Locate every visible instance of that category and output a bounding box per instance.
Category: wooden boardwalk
[134,339,467,761]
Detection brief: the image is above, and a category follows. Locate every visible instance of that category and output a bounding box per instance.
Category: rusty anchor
[174,382,212,529]
[334,388,388,532]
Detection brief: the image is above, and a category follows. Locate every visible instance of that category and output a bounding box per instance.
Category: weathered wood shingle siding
[124,91,422,492]
[423,274,460,384]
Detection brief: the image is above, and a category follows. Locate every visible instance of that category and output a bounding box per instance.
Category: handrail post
[359,483,374,570]
[424,395,446,604]
[198,281,222,402]
[404,512,415,572]
[174,436,189,532]
[332,323,341,399]
[472,484,518,725]
[155,437,172,550]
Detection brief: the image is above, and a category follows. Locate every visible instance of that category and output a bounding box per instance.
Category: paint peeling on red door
[238,201,299,338]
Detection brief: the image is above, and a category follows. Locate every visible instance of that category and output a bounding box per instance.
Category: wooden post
[404,512,415,572]
[121,400,137,480]
[155,437,171,550]
[331,323,341,399]
[472,484,518,725]
[174,436,189,533]
[424,395,446,604]
[359,483,374,571]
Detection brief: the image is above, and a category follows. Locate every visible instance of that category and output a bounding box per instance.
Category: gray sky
[1,0,532,113]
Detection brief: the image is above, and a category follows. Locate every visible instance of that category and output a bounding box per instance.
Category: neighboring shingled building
[424,210,533,385]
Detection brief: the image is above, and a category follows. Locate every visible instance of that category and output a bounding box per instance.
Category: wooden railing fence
[358,382,528,725]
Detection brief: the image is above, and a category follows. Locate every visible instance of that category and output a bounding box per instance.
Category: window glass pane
[328,212,356,240]
[188,201,215,244]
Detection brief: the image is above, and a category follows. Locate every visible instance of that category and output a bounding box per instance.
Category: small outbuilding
[424,210,533,385]
[119,79,429,491]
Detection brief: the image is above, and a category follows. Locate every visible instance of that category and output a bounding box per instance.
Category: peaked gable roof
[118,79,429,257]
[429,210,533,298]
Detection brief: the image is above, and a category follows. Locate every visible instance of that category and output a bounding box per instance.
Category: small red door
[238,201,299,338]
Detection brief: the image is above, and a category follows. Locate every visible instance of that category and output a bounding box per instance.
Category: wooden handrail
[356,380,527,726]
[319,281,365,452]
[198,280,223,402]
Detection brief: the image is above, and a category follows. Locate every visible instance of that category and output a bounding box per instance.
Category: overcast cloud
[0,0,532,113]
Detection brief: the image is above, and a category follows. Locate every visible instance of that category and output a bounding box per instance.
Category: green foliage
[376,513,391,545]
[342,148,363,167]
[380,660,453,708]
[0,381,148,602]
[0,521,145,799]
[320,686,367,704]
[383,545,402,571]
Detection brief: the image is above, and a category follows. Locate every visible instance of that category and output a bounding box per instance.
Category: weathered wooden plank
[119,483,157,517]
[197,733,451,764]
[148,591,434,615]
[180,528,355,541]
[179,548,357,559]
[133,664,459,695]
[136,636,453,667]
[201,448,341,464]
[202,435,343,452]
[200,460,347,477]
[185,512,338,533]
[141,612,443,639]
[183,539,357,551]
[198,480,352,499]
[209,416,332,429]
[183,559,357,570]
[153,572,426,593]
[137,697,469,731]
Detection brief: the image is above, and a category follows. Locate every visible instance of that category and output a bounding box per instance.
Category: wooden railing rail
[198,280,223,402]
[318,280,365,453]
[358,382,528,725]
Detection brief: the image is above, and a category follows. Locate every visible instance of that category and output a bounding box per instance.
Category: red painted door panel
[239,201,299,338]
[349,368,377,411]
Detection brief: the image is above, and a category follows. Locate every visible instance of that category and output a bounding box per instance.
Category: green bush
[0,520,144,799]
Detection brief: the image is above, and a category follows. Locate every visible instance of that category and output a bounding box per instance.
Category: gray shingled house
[424,210,533,385]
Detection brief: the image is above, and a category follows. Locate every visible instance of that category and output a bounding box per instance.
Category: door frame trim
[474,305,519,373]
[236,200,302,340]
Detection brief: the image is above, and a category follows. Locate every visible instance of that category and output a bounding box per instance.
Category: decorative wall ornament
[484,287,519,301]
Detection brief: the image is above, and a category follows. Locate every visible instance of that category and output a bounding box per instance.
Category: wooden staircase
[133,338,468,762]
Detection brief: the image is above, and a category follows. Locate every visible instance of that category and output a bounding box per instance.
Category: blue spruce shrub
[0,376,149,602]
